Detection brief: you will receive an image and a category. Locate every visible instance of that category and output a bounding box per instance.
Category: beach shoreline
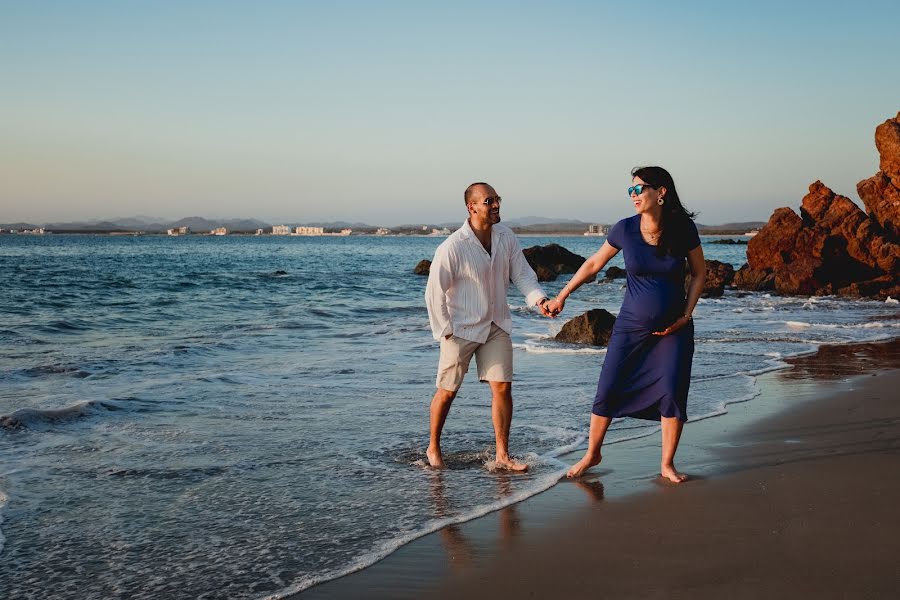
[298,338,900,599]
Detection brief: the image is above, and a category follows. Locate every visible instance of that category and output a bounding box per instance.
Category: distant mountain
[0,222,40,230]
[503,216,591,227]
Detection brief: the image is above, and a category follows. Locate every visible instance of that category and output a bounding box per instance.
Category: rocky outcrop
[555,309,616,346]
[734,112,900,299]
[604,266,627,280]
[708,238,748,245]
[413,260,431,275]
[686,260,735,297]
[523,244,587,282]
[857,172,900,239]
[856,112,900,239]
[733,264,775,291]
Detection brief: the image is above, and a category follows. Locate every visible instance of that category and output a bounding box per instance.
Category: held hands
[537,298,556,318]
[652,315,692,336]
[543,297,564,317]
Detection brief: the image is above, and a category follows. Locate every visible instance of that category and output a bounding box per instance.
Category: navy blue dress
[592,215,701,422]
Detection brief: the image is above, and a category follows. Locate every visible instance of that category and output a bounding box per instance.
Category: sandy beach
[301,339,900,599]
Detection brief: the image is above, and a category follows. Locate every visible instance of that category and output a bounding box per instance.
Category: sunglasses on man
[476,196,502,206]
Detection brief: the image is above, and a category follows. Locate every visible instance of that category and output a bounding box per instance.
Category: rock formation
[686,260,735,298]
[604,266,627,280]
[522,244,587,282]
[555,309,616,346]
[734,112,900,299]
[413,260,431,275]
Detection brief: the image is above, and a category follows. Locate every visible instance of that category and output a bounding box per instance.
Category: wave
[21,364,91,379]
[781,320,899,330]
[0,397,154,431]
[36,319,93,334]
[513,341,607,355]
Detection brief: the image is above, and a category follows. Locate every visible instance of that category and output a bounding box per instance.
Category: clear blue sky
[2,1,898,226]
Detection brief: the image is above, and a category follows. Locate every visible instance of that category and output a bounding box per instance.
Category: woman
[546,166,705,483]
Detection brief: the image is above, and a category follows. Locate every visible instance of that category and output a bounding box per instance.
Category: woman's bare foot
[660,463,688,483]
[493,456,529,472]
[426,447,445,469]
[567,451,602,478]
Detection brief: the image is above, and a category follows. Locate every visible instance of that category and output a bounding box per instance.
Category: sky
[2,0,899,226]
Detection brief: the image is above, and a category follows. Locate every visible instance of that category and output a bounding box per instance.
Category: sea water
[0,233,897,599]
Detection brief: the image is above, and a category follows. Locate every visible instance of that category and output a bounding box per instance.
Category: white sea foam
[513,341,606,354]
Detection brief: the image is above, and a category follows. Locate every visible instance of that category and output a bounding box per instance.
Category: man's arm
[425,246,454,339]
[508,236,548,309]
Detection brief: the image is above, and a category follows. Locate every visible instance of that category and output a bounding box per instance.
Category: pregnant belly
[616,283,684,330]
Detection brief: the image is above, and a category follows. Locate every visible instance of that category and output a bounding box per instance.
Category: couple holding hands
[424,167,706,482]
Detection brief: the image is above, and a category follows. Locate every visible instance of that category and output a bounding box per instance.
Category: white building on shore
[272,225,291,235]
[210,227,228,236]
[584,224,607,236]
[295,226,325,235]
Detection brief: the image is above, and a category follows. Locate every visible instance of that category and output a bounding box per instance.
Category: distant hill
[0,222,40,230]
[503,216,590,227]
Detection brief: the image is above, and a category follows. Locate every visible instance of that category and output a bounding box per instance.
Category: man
[425,182,554,471]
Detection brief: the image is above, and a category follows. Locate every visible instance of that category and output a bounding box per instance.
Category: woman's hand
[545,297,565,316]
[652,315,691,336]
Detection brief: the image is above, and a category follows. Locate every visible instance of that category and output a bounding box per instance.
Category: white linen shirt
[425,220,547,343]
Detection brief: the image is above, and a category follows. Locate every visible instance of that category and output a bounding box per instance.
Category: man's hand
[537,298,556,318]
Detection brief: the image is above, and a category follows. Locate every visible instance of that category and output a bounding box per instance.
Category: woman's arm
[652,244,706,336]
[545,241,620,314]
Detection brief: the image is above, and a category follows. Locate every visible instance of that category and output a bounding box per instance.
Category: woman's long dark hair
[631,166,697,257]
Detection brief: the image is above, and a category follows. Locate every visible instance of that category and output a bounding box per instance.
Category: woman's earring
[657,196,665,206]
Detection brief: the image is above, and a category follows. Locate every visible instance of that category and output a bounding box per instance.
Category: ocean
[1,233,897,599]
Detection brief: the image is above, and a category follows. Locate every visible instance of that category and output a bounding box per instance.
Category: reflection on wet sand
[780,339,900,381]
[571,477,606,502]
[427,470,523,571]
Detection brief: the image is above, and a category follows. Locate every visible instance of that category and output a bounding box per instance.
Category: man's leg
[427,388,457,468]
[488,381,527,472]
[429,335,477,468]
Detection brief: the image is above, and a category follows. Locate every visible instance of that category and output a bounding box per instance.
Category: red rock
[836,275,900,300]
[742,112,900,299]
[685,259,734,297]
[733,264,775,291]
[857,171,900,239]
[875,111,900,186]
[747,208,803,271]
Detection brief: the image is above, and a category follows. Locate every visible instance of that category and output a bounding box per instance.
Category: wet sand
[299,339,900,599]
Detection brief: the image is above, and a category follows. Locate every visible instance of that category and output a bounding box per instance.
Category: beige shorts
[436,323,513,391]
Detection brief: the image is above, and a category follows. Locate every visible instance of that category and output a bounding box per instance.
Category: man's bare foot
[493,456,529,472]
[567,452,602,478]
[426,447,445,469]
[661,464,688,483]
